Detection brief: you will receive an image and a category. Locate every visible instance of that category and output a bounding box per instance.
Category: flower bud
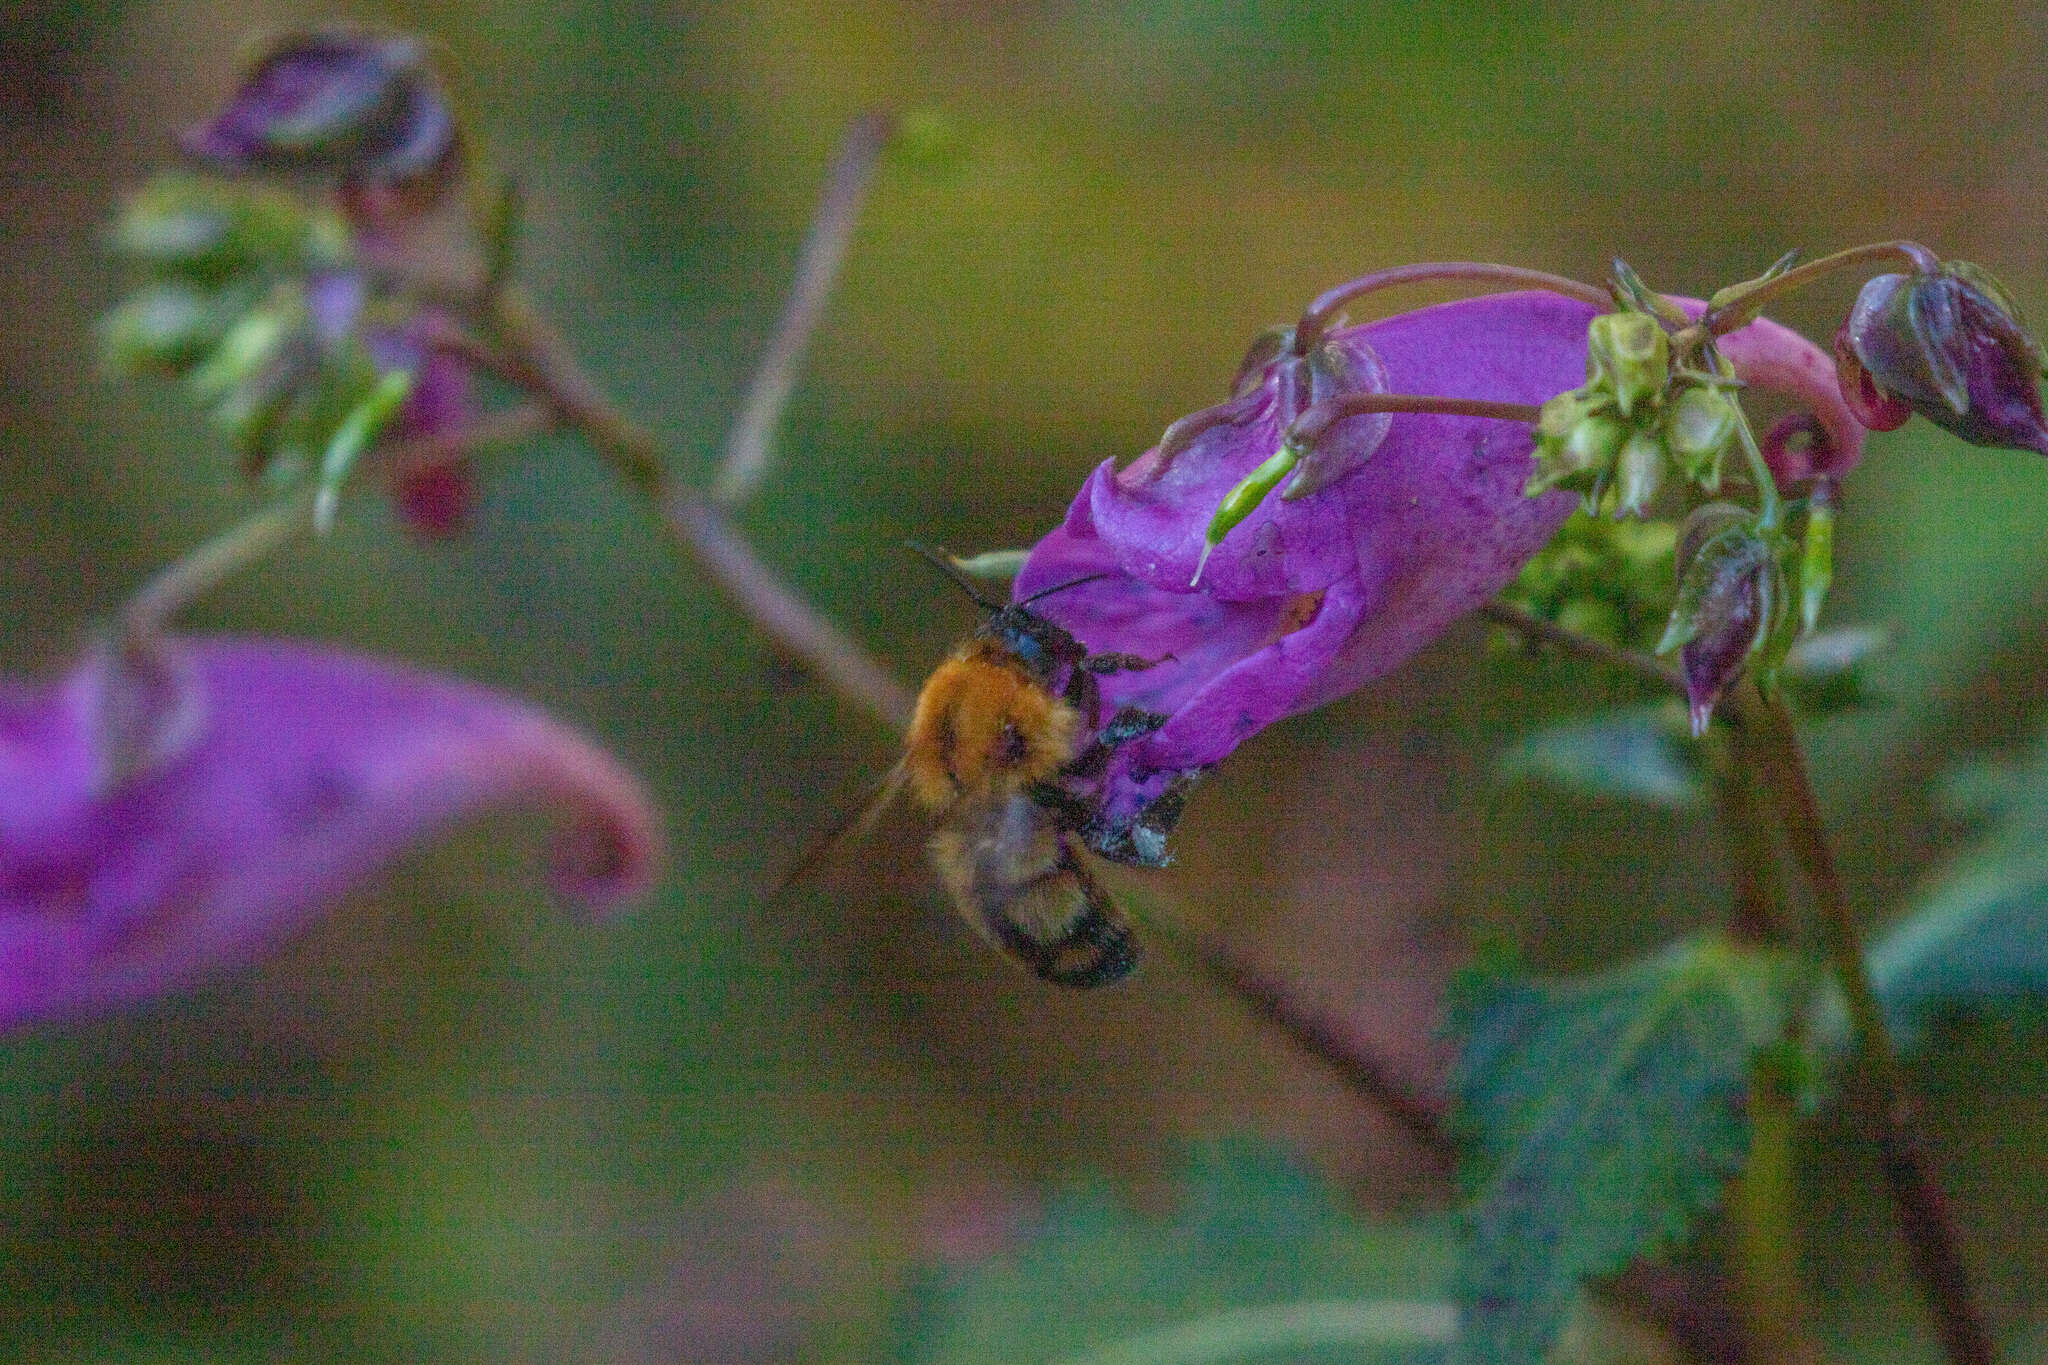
[98,281,250,375]
[108,173,316,282]
[1660,511,1782,735]
[1587,311,1670,419]
[1836,264,2048,454]
[1526,403,1627,498]
[181,30,462,215]
[1610,429,1664,518]
[1662,385,1738,488]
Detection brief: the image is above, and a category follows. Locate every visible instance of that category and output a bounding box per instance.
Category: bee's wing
[768,761,911,904]
[928,794,1139,989]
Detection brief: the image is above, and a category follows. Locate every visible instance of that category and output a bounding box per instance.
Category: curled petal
[0,638,662,1031]
[1692,306,1869,480]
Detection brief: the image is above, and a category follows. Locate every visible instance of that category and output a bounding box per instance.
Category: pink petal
[0,637,662,1031]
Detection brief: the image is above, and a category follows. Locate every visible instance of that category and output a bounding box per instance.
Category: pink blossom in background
[0,637,661,1031]
[1017,291,1865,856]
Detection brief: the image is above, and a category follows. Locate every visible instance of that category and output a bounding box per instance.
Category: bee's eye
[997,720,1030,767]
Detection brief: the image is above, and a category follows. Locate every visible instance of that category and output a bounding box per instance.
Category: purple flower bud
[0,638,661,1031]
[366,316,479,538]
[181,31,461,217]
[1836,264,2048,454]
[1014,293,1862,852]
[1671,529,1780,737]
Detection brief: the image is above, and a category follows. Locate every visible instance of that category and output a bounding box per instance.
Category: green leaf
[1496,703,1702,809]
[1446,933,1795,1365]
[892,1137,1454,1365]
[1862,850,2048,1047]
[1809,734,2048,1059]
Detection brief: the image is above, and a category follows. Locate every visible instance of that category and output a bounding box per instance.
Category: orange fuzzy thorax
[902,642,1081,812]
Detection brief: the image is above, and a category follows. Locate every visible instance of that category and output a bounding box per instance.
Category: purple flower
[0,637,661,1031]
[1015,292,1864,855]
[181,30,462,222]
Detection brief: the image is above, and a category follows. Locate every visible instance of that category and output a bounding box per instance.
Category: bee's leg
[1081,651,1172,676]
[1024,778,1098,831]
[1062,705,1168,781]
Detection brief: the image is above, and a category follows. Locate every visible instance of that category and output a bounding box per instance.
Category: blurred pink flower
[0,637,661,1030]
[1017,291,1863,859]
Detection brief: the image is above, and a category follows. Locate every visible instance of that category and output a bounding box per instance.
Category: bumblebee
[877,547,1166,988]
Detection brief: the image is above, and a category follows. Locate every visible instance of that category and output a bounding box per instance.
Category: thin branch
[1738,688,1995,1365]
[1479,600,1683,692]
[1286,392,1544,447]
[1178,925,1454,1167]
[667,495,916,728]
[714,111,895,507]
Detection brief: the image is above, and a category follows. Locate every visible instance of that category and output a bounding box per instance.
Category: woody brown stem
[1738,688,1995,1365]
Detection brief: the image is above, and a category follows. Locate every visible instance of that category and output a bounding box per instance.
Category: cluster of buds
[1526,307,1742,517]
[1498,511,1677,650]
[100,30,477,534]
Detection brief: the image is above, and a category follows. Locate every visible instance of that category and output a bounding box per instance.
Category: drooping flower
[0,637,661,1031]
[1014,291,1864,857]
[1834,264,2048,454]
[180,29,463,221]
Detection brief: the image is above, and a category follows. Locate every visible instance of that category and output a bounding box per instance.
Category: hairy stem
[1292,262,1612,355]
[1740,689,1995,1365]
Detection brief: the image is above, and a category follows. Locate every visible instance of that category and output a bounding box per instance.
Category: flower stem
[1479,600,1681,692]
[1049,1298,1456,1365]
[1701,241,1942,336]
[1292,262,1612,355]
[1728,1060,1821,1365]
[713,111,894,507]
[1739,688,1995,1365]
[119,491,313,644]
[1286,392,1544,447]
[1706,342,1785,532]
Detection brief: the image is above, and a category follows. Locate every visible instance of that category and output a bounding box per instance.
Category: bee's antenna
[1019,572,1111,606]
[904,541,1004,611]
[904,541,1110,612]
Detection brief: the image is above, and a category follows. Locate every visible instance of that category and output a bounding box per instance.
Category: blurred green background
[4,1,2048,1359]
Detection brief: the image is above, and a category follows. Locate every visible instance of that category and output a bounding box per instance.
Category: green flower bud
[98,282,254,375]
[1193,445,1298,585]
[109,173,312,282]
[1610,429,1664,518]
[1587,311,1671,419]
[1527,410,1628,498]
[1798,478,1837,633]
[1662,385,1739,489]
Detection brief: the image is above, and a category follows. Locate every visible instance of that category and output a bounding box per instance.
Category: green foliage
[892,1138,1454,1365]
[1839,735,2048,1049]
[1446,933,1796,1365]
[1496,702,1702,809]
